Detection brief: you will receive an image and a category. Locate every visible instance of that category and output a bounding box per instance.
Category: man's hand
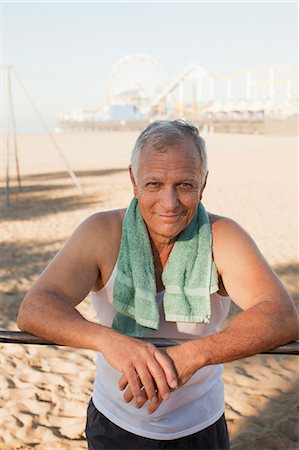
[119,343,195,414]
[101,330,178,407]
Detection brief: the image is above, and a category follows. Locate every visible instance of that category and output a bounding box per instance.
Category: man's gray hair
[130,120,208,181]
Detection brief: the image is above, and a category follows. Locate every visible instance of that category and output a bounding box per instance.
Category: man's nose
[160,187,179,211]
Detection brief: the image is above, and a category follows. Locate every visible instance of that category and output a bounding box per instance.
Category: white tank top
[89,264,231,440]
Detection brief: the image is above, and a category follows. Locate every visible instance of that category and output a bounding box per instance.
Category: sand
[0,131,298,449]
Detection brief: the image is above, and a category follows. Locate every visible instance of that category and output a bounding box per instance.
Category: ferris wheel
[105,53,167,111]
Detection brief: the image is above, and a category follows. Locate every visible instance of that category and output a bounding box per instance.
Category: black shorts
[85,399,230,450]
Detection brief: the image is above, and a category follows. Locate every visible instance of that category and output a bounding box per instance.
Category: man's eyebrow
[142,175,198,182]
[178,177,198,183]
[143,176,161,182]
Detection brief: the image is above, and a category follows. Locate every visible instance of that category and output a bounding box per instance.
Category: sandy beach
[0,130,298,449]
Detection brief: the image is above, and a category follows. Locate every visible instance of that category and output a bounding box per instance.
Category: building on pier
[56,54,298,134]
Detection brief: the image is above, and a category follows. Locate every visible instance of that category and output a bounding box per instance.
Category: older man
[18,120,299,450]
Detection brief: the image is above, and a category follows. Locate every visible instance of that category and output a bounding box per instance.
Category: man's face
[130,138,206,245]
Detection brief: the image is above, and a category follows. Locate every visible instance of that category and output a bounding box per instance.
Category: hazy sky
[2,1,298,131]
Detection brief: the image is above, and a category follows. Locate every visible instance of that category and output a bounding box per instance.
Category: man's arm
[178,217,299,367]
[17,212,177,404]
[122,216,299,413]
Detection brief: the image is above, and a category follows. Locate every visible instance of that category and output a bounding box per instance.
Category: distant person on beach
[17,120,299,450]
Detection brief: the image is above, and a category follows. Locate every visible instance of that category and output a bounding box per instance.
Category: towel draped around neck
[112,197,218,337]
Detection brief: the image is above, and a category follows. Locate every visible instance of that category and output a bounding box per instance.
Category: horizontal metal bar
[0,331,181,348]
[1,331,298,355]
[0,331,55,346]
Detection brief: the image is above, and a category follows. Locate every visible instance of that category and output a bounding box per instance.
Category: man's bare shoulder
[209,212,239,227]
[209,212,251,241]
[208,212,262,273]
[68,208,126,266]
[81,208,126,237]
[61,208,126,290]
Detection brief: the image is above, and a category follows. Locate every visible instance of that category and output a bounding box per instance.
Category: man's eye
[146,182,160,187]
[178,183,192,188]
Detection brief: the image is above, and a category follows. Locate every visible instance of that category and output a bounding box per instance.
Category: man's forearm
[17,290,179,403]
[180,300,299,374]
[17,290,111,351]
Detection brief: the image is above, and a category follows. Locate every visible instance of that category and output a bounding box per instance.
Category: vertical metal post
[7,65,22,190]
[12,68,84,194]
[269,67,275,100]
[5,123,10,207]
[226,78,232,102]
[246,70,251,102]
[4,67,11,207]
[197,77,202,105]
[178,80,184,116]
[166,93,172,118]
[192,80,197,120]
[208,75,214,102]
[286,79,292,101]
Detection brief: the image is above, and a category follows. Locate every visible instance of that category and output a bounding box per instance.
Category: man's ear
[129,165,138,196]
[199,171,208,200]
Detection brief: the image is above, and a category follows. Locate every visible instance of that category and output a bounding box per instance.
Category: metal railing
[1,330,298,355]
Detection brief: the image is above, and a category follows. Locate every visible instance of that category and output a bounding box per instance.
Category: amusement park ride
[57,53,298,132]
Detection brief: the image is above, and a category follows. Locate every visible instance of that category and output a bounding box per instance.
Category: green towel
[112,197,218,337]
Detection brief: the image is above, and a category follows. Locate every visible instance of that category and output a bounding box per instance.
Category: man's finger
[123,386,134,403]
[119,374,147,407]
[136,364,159,404]
[123,386,147,408]
[147,393,163,414]
[119,373,128,391]
[146,357,172,401]
[154,349,178,389]
[124,366,143,402]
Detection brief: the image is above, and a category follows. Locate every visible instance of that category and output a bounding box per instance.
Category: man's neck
[150,238,175,269]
